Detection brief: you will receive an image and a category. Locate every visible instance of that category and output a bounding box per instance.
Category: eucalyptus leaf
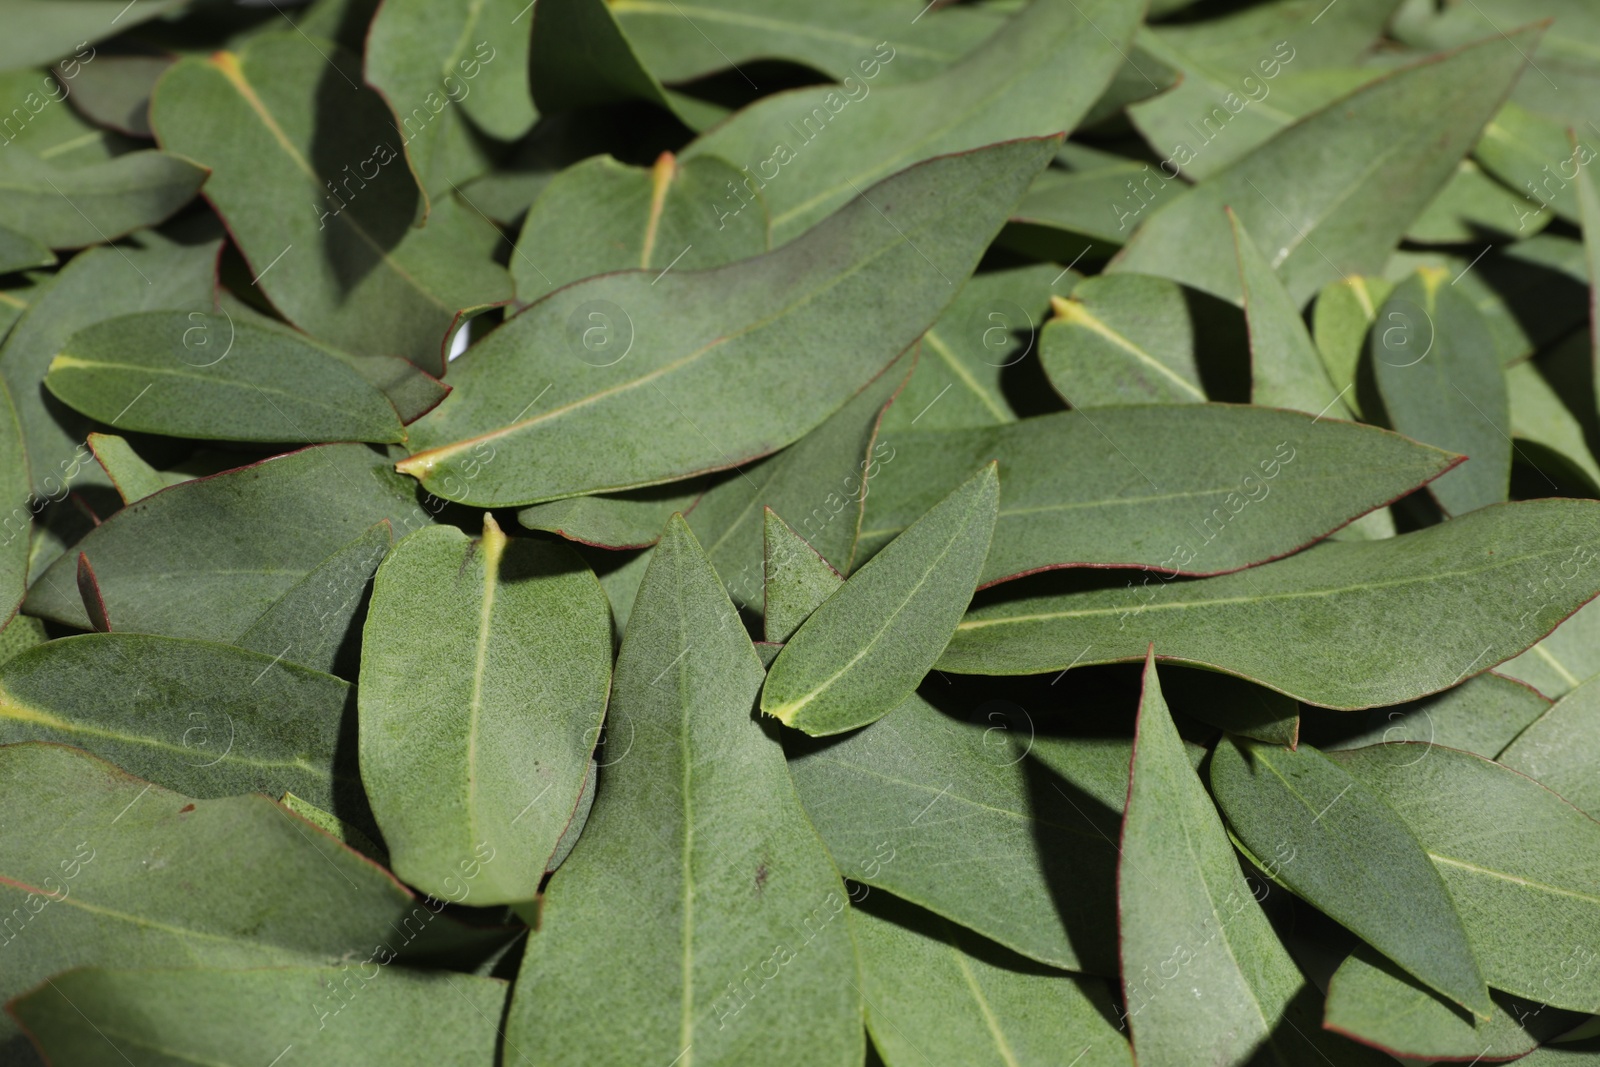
[0,148,204,250]
[518,479,708,549]
[684,0,1144,242]
[942,500,1600,709]
[863,405,1457,586]
[1039,274,1207,408]
[764,463,998,736]
[505,515,861,1065]
[10,966,507,1066]
[762,507,841,644]
[399,138,1053,506]
[86,433,169,504]
[359,514,611,904]
[1331,742,1600,1012]
[1499,672,1600,817]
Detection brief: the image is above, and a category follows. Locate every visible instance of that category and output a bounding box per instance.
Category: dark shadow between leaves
[1021,750,1122,977]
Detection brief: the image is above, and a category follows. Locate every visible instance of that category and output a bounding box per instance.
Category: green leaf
[1509,361,1600,494]
[1574,125,1600,423]
[0,742,506,1042]
[877,264,1063,433]
[86,433,169,505]
[150,36,512,370]
[786,691,1138,974]
[518,481,708,549]
[1232,208,1351,418]
[0,233,221,494]
[61,54,172,138]
[1476,103,1593,227]
[1162,666,1299,747]
[512,151,769,300]
[1499,672,1600,818]
[234,520,393,675]
[1499,598,1600,699]
[45,311,407,445]
[366,0,535,202]
[359,513,611,904]
[1313,275,1391,420]
[0,226,52,275]
[505,515,861,1066]
[0,372,27,629]
[0,632,359,813]
[10,966,507,1065]
[1119,651,1305,1065]
[941,500,1600,709]
[863,405,1457,587]
[0,148,203,249]
[280,790,387,863]
[23,444,437,637]
[853,893,1132,1067]
[611,0,1000,86]
[762,507,841,644]
[0,5,182,73]
[399,138,1052,507]
[1303,671,1550,759]
[1372,268,1511,515]
[1210,736,1490,1017]
[1330,742,1600,1012]
[1111,27,1543,304]
[684,0,1144,242]
[1012,155,1183,250]
[1324,945,1584,1061]
[687,347,910,609]
[1039,275,1208,408]
[763,463,998,736]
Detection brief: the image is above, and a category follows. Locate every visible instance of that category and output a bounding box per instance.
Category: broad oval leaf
[10,966,508,1067]
[854,893,1132,1067]
[941,499,1600,709]
[1111,27,1542,304]
[359,514,611,904]
[684,0,1144,242]
[506,515,861,1066]
[1373,268,1511,515]
[863,405,1458,586]
[398,137,1055,506]
[1210,736,1490,1018]
[23,444,438,637]
[763,463,998,736]
[0,632,358,814]
[46,311,406,445]
[1119,652,1305,1065]
[1330,742,1600,1012]
[150,35,512,369]
[0,742,507,1042]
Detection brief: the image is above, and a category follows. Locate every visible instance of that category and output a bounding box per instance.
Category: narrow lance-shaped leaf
[23,444,440,637]
[764,463,998,736]
[45,311,407,445]
[10,966,509,1067]
[862,406,1458,586]
[400,139,1053,507]
[359,513,612,904]
[0,148,205,250]
[1330,743,1600,1013]
[0,632,359,814]
[941,499,1600,710]
[150,35,513,370]
[1303,672,1550,760]
[1372,268,1511,515]
[685,0,1144,242]
[518,480,708,550]
[506,515,861,1066]
[0,743,508,1042]
[1209,736,1491,1018]
[1111,27,1541,304]
[853,894,1133,1067]
[1119,650,1307,1065]
[1313,274,1392,417]
[763,508,842,644]
[511,151,769,300]
[1231,207,1351,419]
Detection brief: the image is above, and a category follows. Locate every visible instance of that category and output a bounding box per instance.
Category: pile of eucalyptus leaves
[3,0,1600,1063]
